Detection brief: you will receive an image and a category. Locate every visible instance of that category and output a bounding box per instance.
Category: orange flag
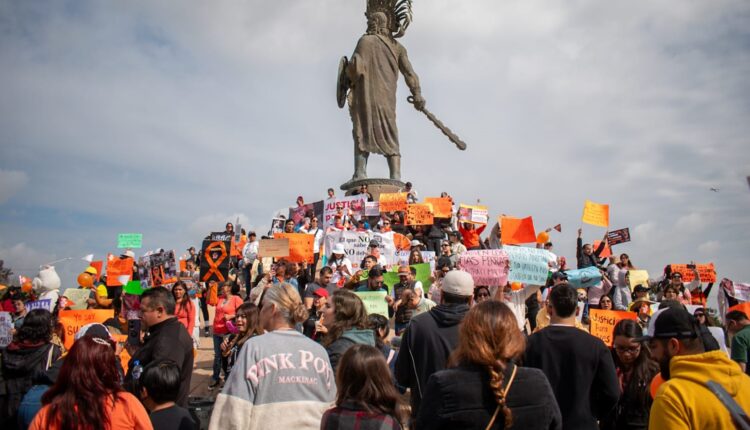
[593,240,612,258]
[582,200,609,227]
[500,216,537,245]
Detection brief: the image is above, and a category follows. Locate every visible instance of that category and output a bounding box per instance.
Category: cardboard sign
[669,263,716,283]
[26,299,53,312]
[258,238,290,258]
[324,231,397,269]
[355,291,389,317]
[593,240,612,259]
[63,288,92,310]
[199,232,232,283]
[458,204,489,225]
[117,233,143,249]
[274,233,314,263]
[581,200,609,227]
[59,309,115,350]
[0,312,13,348]
[324,196,366,227]
[565,266,603,289]
[606,228,631,245]
[406,204,434,226]
[589,309,637,346]
[504,246,553,285]
[365,201,380,216]
[424,197,453,218]
[378,193,408,213]
[500,216,537,245]
[106,254,134,287]
[138,250,178,289]
[628,270,650,290]
[458,249,509,286]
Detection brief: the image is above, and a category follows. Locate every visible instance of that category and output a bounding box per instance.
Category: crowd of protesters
[1,185,750,430]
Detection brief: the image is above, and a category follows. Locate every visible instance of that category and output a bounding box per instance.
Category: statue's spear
[407,96,467,151]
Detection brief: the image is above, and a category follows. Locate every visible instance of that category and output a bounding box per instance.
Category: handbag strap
[485,363,519,430]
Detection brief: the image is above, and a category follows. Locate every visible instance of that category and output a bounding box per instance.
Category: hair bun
[292,303,309,324]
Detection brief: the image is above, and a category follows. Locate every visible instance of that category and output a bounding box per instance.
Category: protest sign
[199,232,232,283]
[593,240,612,258]
[504,246,553,285]
[378,193,408,213]
[270,218,286,234]
[26,299,53,312]
[589,309,637,346]
[274,233,314,263]
[355,291,389,317]
[365,201,380,216]
[406,204,434,226]
[458,204,489,225]
[382,263,432,294]
[0,312,12,348]
[117,233,142,249]
[606,228,631,245]
[581,200,609,227]
[259,238,290,258]
[106,254,134,287]
[123,280,144,295]
[289,200,324,225]
[424,197,453,218]
[324,196,366,227]
[628,270,649,290]
[324,231,397,269]
[500,216,537,245]
[729,283,750,302]
[63,288,92,310]
[669,263,716,283]
[565,266,603,289]
[138,250,178,288]
[393,233,410,251]
[396,250,436,272]
[458,249,509,286]
[59,309,114,350]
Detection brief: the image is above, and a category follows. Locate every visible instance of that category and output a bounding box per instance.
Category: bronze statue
[338,0,466,184]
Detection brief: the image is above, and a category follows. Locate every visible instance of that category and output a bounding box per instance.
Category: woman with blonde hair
[416,301,561,429]
[209,282,336,430]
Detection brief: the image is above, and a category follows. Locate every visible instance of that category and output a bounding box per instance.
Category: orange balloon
[511,282,523,291]
[21,281,33,293]
[77,272,93,288]
[536,231,550,244]
[650,373,665,399]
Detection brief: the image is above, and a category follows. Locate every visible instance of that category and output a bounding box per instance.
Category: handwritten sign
[355,290,389,317]
[424,197,453,218]
[606,228,631,245]
[589,309,637,346]
[581,200,609,227]
[0,312,12,348]
[565,266,603,289]
[406,204,434,226]
[59,309,115,350]
[117,233,142,249]
[258,238,290,258]
[63,288,92,310]
[323,231,397,269]
[458,249,509,286]
[274,233,314,263]
[458,204,489,225]
[106,254,134,287]
[500,216,537,245]
[669,263,716,283]
[504,246,553,285]
[324,195,366,227]
[628,270,649,290]
[26,299,53,312]
[379,193,408,213]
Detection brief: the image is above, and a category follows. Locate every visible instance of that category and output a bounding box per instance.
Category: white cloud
[698,240,720,255]
[0,169,29,204]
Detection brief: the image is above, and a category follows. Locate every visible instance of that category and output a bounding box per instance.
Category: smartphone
[127,319,141,346]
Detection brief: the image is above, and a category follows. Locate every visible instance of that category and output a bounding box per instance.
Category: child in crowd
[141,361,198,430]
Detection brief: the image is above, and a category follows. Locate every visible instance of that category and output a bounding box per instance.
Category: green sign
[355,290,389,317]
[383,263,432,294]
[123,280,144,296]
[117,233,143,249]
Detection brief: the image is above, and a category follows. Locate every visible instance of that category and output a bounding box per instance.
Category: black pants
[199,295,209,327]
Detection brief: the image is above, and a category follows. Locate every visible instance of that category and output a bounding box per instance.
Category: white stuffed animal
[33,265,61,305]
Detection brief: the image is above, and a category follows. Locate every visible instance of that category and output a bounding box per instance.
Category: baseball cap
[398,265,410,276]
[410,240,422,248]
[84,266,98,276]
[634,307,699,342]
[441,270,474,296]
[121,250,135,259]
[313,288,329,298]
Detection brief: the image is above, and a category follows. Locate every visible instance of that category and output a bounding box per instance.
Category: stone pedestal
[340,178,405,201]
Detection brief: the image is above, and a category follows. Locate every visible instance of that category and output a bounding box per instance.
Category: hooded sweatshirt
[395,303,470,418]
[649,350,750,430]
[326,328,376,371]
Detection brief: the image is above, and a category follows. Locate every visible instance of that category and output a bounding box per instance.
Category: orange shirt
[30,392,152,430]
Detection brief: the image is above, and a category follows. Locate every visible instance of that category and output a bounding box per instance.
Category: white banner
[324,196,366,227]
[730,283,750,302]
[324,231,396,269]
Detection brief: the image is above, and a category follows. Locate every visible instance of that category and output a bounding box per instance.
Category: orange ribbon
[202,241,228,282]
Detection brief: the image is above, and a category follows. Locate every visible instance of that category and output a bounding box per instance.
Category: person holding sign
[458,223,486,250]
[328,244,353,286]
[576,228,607,269]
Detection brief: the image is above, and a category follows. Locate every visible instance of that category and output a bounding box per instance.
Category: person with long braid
[416,301,561,429]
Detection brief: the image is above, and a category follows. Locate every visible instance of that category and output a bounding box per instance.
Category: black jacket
[577,237,606,269]
[125,317,194,406]
[416,364,562,430]
[523,326,619,430]
[395,303,469,417]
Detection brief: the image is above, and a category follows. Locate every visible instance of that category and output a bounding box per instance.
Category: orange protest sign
[274,233,314,263]
[179,259,187,272]
[589,309,637,346]
[669,263,716,283]
[105,254,134,287]
[500,216,537,245]
[593,240,612,258]
[424,197,453,218]
[379,193,408,213]
[582,200,609,227]
[393,233,410,251]
[59,309,115,350]
[406,204,434,226]
[90,261,103,282]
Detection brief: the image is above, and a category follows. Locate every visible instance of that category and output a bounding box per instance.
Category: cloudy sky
[1,0,749,290]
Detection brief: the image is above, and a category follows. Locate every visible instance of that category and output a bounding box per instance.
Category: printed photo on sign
[606,228,631,245]
[324,195,366,227]
[458,204,488,225]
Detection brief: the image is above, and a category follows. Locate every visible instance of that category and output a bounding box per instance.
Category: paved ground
[189,308,217,400]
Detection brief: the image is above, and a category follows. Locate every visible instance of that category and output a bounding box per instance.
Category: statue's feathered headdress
[366,0,413,38]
